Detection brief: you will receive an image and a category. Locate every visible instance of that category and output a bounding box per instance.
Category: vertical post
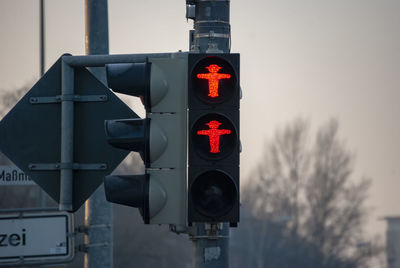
[189,0,231,53]
[85,0,109,84]
[59,60,74,211]
[191,223,230,268]
[40,0,45,77]
[84,1,113,268]
[39,0,47,208]
[187,1,231,267]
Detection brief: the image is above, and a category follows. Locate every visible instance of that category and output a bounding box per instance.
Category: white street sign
[0,165,35,186]
[0,211,74,265]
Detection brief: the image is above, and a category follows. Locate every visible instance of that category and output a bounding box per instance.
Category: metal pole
[84,1,113,268]
[85,0,109,84]
[39,0,47,208]
[59,60,74,211]
[190,223,230,268]
[40,0,45,77]
[188,0,231,53]
[62,52,172,67]
[187,1,231,267]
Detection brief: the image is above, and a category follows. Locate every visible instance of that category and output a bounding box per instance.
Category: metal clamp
[76,224,111,234]
[195,32,230,39]
[28,163,107,171]
[190,235,230,241]
[78,242,110,253]
[66,231,75,238]
[29,94,108,104]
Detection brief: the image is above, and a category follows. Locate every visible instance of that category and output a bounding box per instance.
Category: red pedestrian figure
[196,64,231,98]
[197,120,231,153]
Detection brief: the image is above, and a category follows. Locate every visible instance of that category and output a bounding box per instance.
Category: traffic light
[103,53,188,226]
[188,53,240,226]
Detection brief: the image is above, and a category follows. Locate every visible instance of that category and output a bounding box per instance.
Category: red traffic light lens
[192,56,237,104]
[192,113,237,160]
[196,64,231,98]
[197,120,231,154]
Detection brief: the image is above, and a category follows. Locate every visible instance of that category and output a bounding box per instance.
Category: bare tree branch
[239,118,381,268]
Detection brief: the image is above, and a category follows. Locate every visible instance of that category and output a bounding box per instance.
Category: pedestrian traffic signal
[103,54,188,226]
[188,53,240,226]
[103,52,240,227]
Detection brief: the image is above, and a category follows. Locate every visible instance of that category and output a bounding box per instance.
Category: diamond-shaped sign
[0,56,138,211]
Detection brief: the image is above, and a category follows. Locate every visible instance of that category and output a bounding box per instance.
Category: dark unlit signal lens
[190,170,237,218]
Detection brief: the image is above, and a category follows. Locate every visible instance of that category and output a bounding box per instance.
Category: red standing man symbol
[197,64,231,98]
[197,120,231,153]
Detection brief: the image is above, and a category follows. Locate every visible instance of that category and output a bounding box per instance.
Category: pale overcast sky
[0,0,399,238]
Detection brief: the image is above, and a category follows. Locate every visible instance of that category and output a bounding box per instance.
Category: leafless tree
[235,118,383,268]
[0,86,28,118]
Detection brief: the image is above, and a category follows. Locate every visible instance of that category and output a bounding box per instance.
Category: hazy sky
[0,0,399,238]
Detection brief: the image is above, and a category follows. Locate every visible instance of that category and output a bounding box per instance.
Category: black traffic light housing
[188,53,240,226]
